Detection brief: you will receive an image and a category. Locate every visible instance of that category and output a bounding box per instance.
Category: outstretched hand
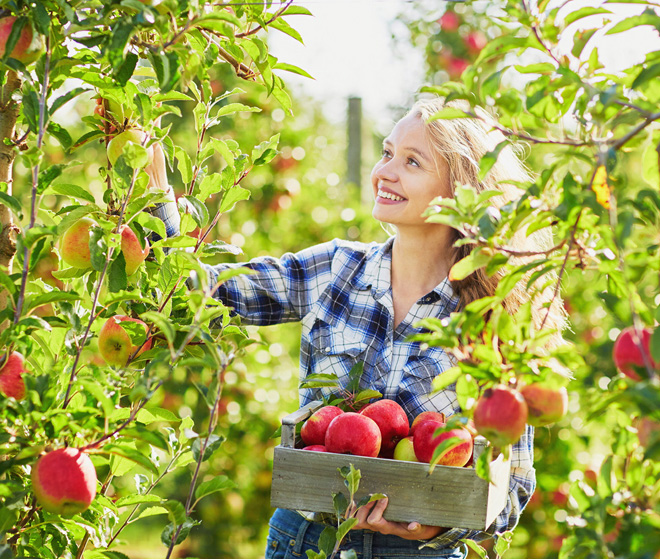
[352,497,447,540]
[144,141,171,193]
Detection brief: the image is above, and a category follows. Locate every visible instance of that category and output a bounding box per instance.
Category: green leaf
[494,530,514,556]
[563,6,611,26]
[140,311,175,347]
[215,103,261,118]
[336,517,358,541]
[449,250,492,281]
[104,444,159,475]
[428,435,464,474]
[478,142,507,181]
[273,62,314,79]
[431,366,462,392]
[650,326,660,363]
[219,185,250,213]
[269,18,304,43]
[175,146,193,185]
[427,107,473,121]
[317,526,337,556]
[179,196,209,229]
[192,434,225,462]
[462,540,487,559]
[194,475,236,501]
[46,183,96,203]
[475,446,492,482]
[342,463,361,496]
[115,494,163,508]
[0,191,23,218]
[24,291,80,312]
[353,390,382,403]
[632,62,660,89]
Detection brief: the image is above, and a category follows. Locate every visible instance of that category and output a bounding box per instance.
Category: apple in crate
[413,420,473,466]
[393,436,418,462]
[302,445,327,452]
[325,413,381,457]
[300,405,343,446]
[359,399,409,456]
[410,410,446,436]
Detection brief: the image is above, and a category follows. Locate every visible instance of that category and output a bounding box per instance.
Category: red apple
[300,405,344,446]
[613,326,659,380]
[324,413,381,457]
[359,399,409,455]
[60,217,96,269]
[636,417,660,448]
[120,224,149,275]
[107,129,154,167]
[302,445,327,452]
[438,11,460,31]
[98,315,152,367]
[410,410,446,437]
[0,351,27,399]
[392,436,418,462]
[447,56,470,79]
[473,385,528,447]
[31,448,97,517]
[520,383,568,427]
[0,16,44,65]
[465,31,487,54]
[413,420,473,466]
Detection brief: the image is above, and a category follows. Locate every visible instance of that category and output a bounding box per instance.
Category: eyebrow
[383,139,432,163]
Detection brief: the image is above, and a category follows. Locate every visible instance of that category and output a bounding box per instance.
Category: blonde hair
[409,97,567,347]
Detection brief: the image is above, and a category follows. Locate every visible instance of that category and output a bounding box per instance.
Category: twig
[234,0,294,38]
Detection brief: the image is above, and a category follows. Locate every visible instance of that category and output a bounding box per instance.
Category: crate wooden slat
[270,402,512,530]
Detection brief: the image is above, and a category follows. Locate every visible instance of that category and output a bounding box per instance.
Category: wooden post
[347,96,362,189]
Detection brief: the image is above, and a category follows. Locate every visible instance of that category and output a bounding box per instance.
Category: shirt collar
[352,237,460,307]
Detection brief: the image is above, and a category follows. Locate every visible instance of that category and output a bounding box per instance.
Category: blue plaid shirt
[151,201,536,550]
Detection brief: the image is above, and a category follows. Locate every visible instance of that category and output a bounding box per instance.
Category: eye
[408,157,420,167]
[382,148,392,159]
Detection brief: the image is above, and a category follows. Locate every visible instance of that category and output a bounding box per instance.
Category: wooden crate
[271,401,511,530]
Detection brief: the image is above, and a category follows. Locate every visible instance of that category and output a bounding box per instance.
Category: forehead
[384,113,428,144]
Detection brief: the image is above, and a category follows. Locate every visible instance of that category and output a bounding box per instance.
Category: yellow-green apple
[324,413,381,457]
[359,399,409,456]
[520,383,568,427]
[120,224,149,275]
[107,129,154,167]
[393,436,418,462]
[410,410,446,437]
[0,351,27,400]
[31,448,97,516]
[613,326,659,381]
[98,315,152,367]
[0,16,44,64]
[60,217,96,269]
[413,420,473,466]
[473,385,528,447]
[300,405,343,446]
[302,445,328,452]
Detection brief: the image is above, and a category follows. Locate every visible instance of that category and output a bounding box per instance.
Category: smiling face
[371,113,452,230]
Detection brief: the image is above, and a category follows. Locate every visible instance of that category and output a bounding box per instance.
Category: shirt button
[324,347,331,353]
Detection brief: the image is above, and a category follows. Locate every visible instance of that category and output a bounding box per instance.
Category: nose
[372,157,398,183]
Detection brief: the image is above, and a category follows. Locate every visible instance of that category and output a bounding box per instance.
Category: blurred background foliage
[11,0,660,558]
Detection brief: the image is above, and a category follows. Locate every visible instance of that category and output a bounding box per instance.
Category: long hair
[409,97,567,347]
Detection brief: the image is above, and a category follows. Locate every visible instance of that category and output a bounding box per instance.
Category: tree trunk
[0,70,22,328]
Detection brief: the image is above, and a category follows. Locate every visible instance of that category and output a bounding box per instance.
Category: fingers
[351,497,446,540]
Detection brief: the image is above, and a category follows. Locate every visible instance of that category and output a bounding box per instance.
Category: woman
[149,97,565,558]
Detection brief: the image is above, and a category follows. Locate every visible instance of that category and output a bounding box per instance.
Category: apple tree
[399,1,660,557]
[0,1,313,557]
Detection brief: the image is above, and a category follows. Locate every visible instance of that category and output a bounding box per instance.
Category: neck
[390,225,454,295]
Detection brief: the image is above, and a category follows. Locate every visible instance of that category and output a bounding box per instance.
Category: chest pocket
[307,320,367,381]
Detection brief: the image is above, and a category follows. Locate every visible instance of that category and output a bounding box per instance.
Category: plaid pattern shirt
[151,201,536,551]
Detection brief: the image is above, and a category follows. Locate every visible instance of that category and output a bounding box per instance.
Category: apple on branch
[31,448,98,517]
[324,413,381,457]
[520,383,568,427]
[107,129,154,168]
[359,399,409,457]
[0,16,44,65]
[613,326,659,381]
[300,405,343,447]
[120,224,149,275]
[98,315,152,367]
[60,217,96,270]
[473,385,528,447]
[0,351,28,400]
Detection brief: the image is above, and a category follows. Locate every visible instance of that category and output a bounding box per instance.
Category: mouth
[377,189,406,202]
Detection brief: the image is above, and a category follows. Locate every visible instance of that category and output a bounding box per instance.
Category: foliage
[398,1,660,558]
[0,1,322,558]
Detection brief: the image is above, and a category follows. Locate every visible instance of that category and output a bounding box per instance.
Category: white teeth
[378,190,404,201]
